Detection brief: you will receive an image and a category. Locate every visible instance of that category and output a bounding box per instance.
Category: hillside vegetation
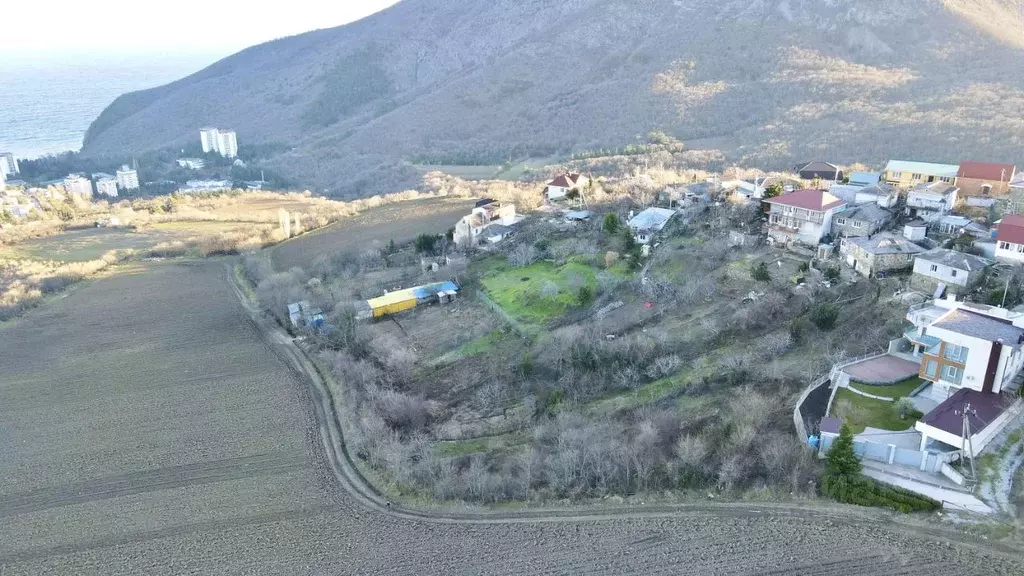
[83,0,1024,196]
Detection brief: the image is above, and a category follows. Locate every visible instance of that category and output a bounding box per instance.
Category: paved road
[1,261,1022,575]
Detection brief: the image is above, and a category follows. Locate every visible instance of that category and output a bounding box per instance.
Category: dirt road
[1,260,1022,575]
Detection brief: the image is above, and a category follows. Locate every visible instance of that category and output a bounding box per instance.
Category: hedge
[821,474,941,513]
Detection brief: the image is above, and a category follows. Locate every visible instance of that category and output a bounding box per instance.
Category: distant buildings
[116,165,139,190]
[95,175,119,197]
[176,158,206,170]
[453,199,519,247]
[64,174,93,197]
[200,127,238,158]
[0,152,18,178]
[180,180,233,194]
[0,167,6,191]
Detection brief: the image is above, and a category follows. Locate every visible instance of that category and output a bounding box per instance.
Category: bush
[603,213,621,235]
[894,397,916,420]
[810,301,839,330]
[797,261,810,273]
[821,474,940,513]
[751,262,770,282]
[414,233,441,254]
[577,285,595,306]
[824,266,841,282]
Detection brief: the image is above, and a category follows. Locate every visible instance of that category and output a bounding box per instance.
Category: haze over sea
[0,54,218,160]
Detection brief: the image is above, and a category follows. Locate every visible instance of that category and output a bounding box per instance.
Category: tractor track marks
[0,453,309,518]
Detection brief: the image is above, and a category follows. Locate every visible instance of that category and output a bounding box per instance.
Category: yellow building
[882,160,958,189]
[365,281,460,319]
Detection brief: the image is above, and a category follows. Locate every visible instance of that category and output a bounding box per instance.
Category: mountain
[83,0,1024,196]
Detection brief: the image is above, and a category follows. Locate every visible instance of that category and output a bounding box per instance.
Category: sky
[2,0,401,59]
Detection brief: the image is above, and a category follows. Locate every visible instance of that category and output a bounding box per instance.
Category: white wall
[546,185,568,200]
[995,242,1024,264]
[923,326,992,392]
[913,258,968,288]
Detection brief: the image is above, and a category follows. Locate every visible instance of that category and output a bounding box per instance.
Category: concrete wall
[911,258,975,289]
[957,177,1010,198]
[819,434,944,473]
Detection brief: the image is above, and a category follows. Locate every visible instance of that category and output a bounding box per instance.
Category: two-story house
[905,299,1024,453]
[883,160,958,188]
[763,189,845,246]
[832,202,893,239]
[995,215,1024,264]
[904,182,958,222]
[843,233,924,277]
[910,249,992,294]
[453,199,519,247]
[956,161,1016,198]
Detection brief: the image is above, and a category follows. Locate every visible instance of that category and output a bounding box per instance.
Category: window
[852,221,862,228]
[942,365,960,381]
[836,218,847,225]
[891,172,902,179]
[1018,244,1024,254]
[929,264,938,272]
[982,184,992,196]
[912,173,922,180]
[950,269,957,277]
[925,360,938,378]
[943,344,967,363]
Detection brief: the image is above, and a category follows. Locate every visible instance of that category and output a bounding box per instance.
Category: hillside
[82,0,1024,196]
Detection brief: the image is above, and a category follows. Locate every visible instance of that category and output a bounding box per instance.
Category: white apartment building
[199,127,238,158]
[64,174,93,197]
[0,152,18,177]
[96,177,119,197]
[116,165,139,190]
[904,182,958,222]
[763,189,846,246]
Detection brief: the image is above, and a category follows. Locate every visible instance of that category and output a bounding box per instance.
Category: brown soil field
[2,260,1023,574]
[270,197,475,271]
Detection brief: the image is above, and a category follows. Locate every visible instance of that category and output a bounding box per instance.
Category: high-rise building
[96,176,119,197]
[0,152,19,177]
[64,174,93,197]
[116,165,140,190]
[200,128,219,154]
[199,127,238,158]
[216,130,238,158]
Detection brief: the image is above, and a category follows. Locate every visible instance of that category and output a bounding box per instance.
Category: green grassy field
[479,260,597,326]
[847,377,925,400]
[0,228,159,262]
[830,388,923,434]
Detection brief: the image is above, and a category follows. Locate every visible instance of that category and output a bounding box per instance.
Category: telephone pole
[956,403,977,482]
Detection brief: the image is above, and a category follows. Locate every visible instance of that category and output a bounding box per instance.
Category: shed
[367,289,419,318]
[565,210,592,222]
[904,221,927,242]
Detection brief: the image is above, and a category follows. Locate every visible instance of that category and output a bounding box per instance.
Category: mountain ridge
[83,0,1024,196]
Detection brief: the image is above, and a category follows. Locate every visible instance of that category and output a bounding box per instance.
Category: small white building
[627,207,676,244]
[995,215,1024,264]
[453,199,519,247]
[911,249,992,293]
[905,182,958,222]
[544,173,589,201]
[116,165,139,190]
[903,220,928,242]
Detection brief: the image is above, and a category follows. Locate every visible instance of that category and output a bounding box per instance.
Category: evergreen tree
[825,422,861,479]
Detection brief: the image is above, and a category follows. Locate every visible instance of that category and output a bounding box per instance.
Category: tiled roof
[996,215,1024,245]
[920,388,1012,436]
[931,308,1024,346]
[957,161,1015,182]
[885,160,959,178]
[848,233,925,255]
[764,189,845,211]
[547,173,583,188]
[915,248,992,272]
[837,202,891,224]
[628,207,676,232]
[848,172,881,186]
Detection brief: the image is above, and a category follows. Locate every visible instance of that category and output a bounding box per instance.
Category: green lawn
[480,261,597,325]
[847,377,926,400]
[830,388,923,434]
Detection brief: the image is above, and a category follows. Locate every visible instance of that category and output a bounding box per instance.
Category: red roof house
[996,215,1024,245]
[957,161,1017,197]
[764,189,847,246]
[763,189,846,212]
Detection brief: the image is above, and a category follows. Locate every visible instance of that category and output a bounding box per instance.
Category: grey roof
[847,233,925,255]
[628,207,676,232]
[482,224,512,238]
[856,182,895,196]
[905,220,928,229]
[837,202,891,224]
[849,172,881,185]
[916,248,992,272]
[564,210,592,221]
[931,308,1024,346]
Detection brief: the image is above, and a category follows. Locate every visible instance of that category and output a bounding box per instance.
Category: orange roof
[764,189,845,212]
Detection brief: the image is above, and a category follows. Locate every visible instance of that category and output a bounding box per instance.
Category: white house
[907,301,1024,453]
[763,189,845,246]
[994,215,1024,264]
[544,173,589,201]
[453,199,519,247]
[911,249,992,293]
[627,207,675,244]
[904,182,958,222]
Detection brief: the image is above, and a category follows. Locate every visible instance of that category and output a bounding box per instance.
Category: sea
[0,54,220,160]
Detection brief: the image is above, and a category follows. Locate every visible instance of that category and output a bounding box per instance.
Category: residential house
[934,215,988,238]
[994,214,1024,264]
[795,161,843,182]
[544,173,589,201]
[453,199,518,247]
[911,249,992,294]
[956,161,1016,198]
[904,182,958,222]
[903,220,928,242]
[843,233,924,277]
[828,183,898,208]
[832,203,893,239]
[763,189,845,246]
[883,160,958,188]
[903,298,1024,453]
[848,172,881,187]
[1008,173,1024,214]
[627,207,675,244]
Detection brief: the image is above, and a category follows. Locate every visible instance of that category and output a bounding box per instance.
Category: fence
[476,291,532,338]
[819,433,949,475]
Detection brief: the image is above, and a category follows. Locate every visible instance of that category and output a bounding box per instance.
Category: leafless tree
[508,243,538,268]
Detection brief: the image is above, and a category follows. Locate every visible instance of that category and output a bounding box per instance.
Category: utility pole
[1001,274,1011,308]
[956,403,977,483]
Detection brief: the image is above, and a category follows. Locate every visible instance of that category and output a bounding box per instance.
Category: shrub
[414,233,440,254]
[751,262,770,282]
[821,474,940,513]
[824,266,841,282]
[825,423,862,478]
[577,285,595,306]
[797,261,810,273]
[603,213,620,234]
[894,397,916,420]
[810,301,839,330]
